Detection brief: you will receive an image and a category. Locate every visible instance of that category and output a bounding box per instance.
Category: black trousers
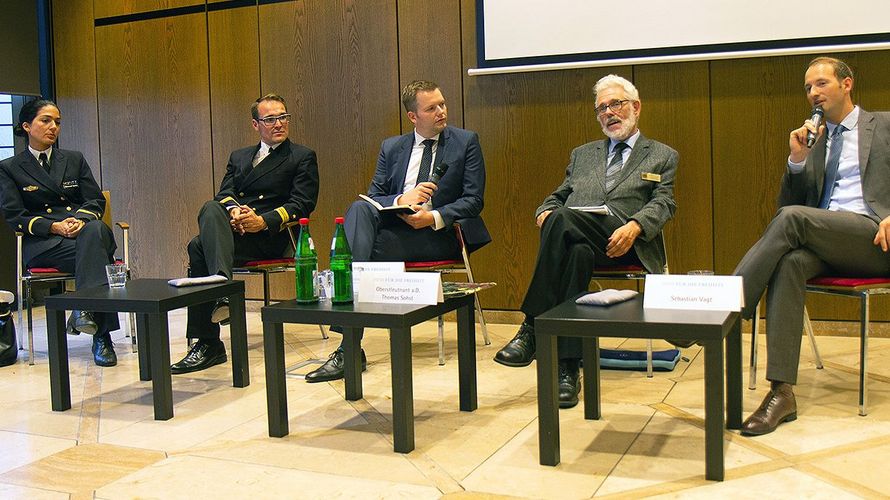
[335,200,461,344]
[186,201,289,340]
[520,207,640,360]
[28,220,120,335]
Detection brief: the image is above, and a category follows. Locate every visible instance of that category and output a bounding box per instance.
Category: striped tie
[605,142,629,191]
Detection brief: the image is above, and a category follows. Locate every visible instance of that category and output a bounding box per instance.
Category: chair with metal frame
[15,191,135,365]
[748,276,890,416]
[405,222,491,365]
[589,232,670,378]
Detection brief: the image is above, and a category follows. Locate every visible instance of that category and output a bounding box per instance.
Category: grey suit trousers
[734,205,890,384]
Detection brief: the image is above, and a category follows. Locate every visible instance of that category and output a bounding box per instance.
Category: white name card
[352,261,405,292]
[643,274,744,311]
[357,272,443,305]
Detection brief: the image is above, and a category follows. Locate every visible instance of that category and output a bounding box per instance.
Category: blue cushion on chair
[599,348,681,371]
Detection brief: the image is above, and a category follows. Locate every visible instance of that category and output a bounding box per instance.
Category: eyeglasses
[257,114,290,126]
[594,100,630,116]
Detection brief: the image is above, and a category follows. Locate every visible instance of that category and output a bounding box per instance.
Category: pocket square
[575,289,638,306]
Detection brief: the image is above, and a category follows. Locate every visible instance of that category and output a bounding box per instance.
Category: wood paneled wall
[51,0,890,318]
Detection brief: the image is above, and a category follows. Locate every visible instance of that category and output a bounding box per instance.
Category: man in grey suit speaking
[736,57,890,436]
[494,74,678,408]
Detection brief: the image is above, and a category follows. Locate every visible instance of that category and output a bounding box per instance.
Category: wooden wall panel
[94,0,204,19]
[52,0,101,177]
[208,6,260,191]
[634,62,713,274]
[95,13,214,279]
[397,0,463,131]
[258,0,400,269]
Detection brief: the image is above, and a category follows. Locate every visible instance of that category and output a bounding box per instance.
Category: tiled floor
[1,306,889,499]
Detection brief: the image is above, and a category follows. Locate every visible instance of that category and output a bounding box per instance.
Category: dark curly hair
[13,97,58,137]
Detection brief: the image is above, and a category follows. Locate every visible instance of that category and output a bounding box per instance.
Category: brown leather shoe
[741,382,797,436]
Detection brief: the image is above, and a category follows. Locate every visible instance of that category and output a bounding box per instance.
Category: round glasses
[594,100,630,116]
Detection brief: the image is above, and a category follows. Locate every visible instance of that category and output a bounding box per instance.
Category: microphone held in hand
[806,106,824,148]
[428,162,450,185]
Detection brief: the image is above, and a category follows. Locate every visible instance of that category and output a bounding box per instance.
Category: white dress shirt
[397,130,445,230]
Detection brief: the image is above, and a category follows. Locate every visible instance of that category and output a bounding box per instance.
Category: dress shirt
[398,130,445,230]
[607,129,640,166]
[252,141,278,167]
[28,145,52,164]
[787,106,874,216]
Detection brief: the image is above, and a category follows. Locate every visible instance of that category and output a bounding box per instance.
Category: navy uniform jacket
[0,149,105,263]
[216,138,319,247]
[367,126,489,251]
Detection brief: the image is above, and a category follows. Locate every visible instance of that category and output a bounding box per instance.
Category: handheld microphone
[806,106,824,148]
[428,162,450,185]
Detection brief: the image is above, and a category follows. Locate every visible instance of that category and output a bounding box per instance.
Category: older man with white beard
[493,74,679,408]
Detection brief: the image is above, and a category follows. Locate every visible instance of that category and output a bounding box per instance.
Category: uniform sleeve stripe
[219,196,236,205]
[275,207,289,231]
[76,208,99,219]
[27,217,44,235]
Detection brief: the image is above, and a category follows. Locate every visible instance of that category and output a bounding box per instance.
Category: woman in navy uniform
[0,98,119,366]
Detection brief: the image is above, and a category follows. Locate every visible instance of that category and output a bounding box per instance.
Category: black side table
[262,294,477,453]
[534,294,742,481]
[44,278,249,420]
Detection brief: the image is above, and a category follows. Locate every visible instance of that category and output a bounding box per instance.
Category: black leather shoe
[741,382,797,436]
[210,298,230,324]
[305,347,367,383]
[92,332,117,367]
[170,339,227,374]
[67,310,98,335]
[558,360,581,408]
[494,322,536,367]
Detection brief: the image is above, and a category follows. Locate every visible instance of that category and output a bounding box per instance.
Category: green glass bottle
[330,216,353,304]
[294,217,319,303]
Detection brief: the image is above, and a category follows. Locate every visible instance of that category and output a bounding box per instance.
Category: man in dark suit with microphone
[305,80,488,383]
[735,57,890,435]
[170,94,319,374]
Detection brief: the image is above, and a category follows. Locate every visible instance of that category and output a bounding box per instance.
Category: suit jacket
[778,109,890,222]
[366,126,489,251]
[216,138,319,248]
[536,134,678,273]
[0,149,106,263]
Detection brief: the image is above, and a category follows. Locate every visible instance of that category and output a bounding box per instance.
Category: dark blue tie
[39,152,49,173]
[416,139,435,185]
[818,125,846,209]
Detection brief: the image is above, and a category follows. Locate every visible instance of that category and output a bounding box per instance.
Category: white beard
[601,114,638,141]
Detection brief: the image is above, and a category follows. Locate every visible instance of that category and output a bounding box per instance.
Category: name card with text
[352,262,405,291]
[643,274,744,311]
[357,272,443,305]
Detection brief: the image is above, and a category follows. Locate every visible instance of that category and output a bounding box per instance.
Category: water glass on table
[105,264,128,288]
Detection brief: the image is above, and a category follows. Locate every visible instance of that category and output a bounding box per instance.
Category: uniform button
[47,208,53,213]
[66,206,72,211]
[258,195,264,199]
[239,192,245,197]
[18,224,22,229]
[61,196,65,201]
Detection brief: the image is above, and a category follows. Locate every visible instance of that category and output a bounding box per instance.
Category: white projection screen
[471,0,890,75]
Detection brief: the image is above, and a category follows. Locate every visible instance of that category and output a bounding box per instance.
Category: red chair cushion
[807,277,890,288]
[593,265,646,273]
[239,258,294,267]
[405,260,463,269]
[27,267,63,274]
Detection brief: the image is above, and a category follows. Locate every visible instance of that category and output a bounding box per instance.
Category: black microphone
[806,106,824,148]
[428,162,451,185]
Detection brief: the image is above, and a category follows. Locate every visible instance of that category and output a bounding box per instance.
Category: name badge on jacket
[641,172,661,182]
[62,180,79,189]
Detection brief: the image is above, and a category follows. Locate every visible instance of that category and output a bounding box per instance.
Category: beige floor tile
[0,431,75,475]
[0,442,165,495]
[461,403,656,499]
[96,455,441,499]
[0,482,68,500]
[806,441,890,497]
[644,467,861,499]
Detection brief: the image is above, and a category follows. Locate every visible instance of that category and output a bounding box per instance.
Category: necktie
[605,142,629,191]
[818,125,846,209]
[416,139,435,184]
[39,152,49,173]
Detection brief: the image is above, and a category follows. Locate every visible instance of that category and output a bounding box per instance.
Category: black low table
[44,278,249,420]
[534,294,741,481]
[262,294,477,453]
